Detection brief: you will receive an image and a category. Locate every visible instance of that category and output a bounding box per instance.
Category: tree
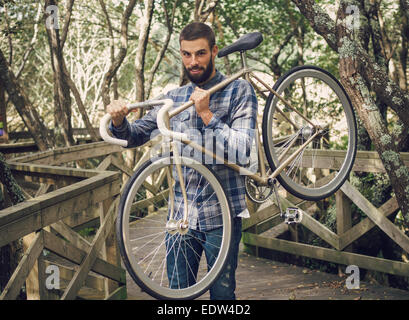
[99,0,137,108]
[44,0,98,144]
[291,0,409,226]
[0,48,54,151]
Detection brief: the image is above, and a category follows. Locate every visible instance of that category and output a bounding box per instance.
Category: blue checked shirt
[110,70,258,231]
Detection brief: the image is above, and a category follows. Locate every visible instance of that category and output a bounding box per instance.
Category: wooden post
[23,233,40,299]
[336,189,352,276]
[99,197,122,299]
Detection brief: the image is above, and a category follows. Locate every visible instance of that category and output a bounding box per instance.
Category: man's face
[180,38,218,85]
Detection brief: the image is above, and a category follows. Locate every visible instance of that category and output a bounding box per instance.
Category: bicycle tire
[262,65,357,201]
[116,155,233,300]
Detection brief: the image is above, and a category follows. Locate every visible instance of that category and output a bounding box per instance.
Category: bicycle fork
[164,119,190,235]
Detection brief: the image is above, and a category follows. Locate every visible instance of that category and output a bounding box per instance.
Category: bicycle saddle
[217,32,263,58]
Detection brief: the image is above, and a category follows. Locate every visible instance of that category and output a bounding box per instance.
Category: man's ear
[212,45,219,57]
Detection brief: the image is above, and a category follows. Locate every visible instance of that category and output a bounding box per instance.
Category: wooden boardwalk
[2,141,409,301]
[127,244,409,300]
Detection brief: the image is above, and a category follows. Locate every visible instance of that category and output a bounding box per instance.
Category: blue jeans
[166,217,242,300]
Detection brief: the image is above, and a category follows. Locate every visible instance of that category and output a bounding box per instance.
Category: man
[107,22,257,299]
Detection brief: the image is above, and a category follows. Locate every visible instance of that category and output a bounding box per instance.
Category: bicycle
[99,32,357,300]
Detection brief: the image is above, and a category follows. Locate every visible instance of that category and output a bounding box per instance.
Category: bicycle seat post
[240,51,251,82]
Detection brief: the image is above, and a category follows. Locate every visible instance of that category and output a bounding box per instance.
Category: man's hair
[179,22,215,49]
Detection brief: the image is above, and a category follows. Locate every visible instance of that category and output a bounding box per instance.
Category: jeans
[166,217,242,300]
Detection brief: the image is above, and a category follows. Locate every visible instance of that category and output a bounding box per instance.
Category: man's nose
[190,54,199,65]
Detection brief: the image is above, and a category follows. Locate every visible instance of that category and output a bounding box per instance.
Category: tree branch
[60,0,75,49]
[100,0,137,107]
[146,0,178,99]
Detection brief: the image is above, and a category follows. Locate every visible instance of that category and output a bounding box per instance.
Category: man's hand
[107,99,129,128]
[190,87,213,126]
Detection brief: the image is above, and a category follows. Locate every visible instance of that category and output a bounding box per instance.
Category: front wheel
[262,65,357,201]
[116,155,232,300]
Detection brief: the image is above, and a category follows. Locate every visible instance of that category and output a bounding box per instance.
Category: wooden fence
[1,137,409,299]
[0,141,148,300]
[243,150,409,279]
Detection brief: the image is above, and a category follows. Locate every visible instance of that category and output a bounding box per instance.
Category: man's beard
[184,58,214,85]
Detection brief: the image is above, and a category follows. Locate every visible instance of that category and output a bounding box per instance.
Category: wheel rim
[265,67,356,199]
[119,156,232,299]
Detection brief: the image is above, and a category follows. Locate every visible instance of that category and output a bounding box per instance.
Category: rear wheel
[262,65,357,200]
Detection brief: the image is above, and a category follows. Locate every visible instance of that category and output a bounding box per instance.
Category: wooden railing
[2,138,408,299]
[0,141,144,300]
[242,150,409,278]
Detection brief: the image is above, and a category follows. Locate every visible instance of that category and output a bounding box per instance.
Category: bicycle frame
[99,50,325,224]
[157,51,323,187]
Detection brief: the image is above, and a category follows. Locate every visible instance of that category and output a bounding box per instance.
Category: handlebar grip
[100,98,187,148]
[99,113,128,147]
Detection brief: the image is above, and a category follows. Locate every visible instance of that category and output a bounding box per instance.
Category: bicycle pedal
[284,207,302,225]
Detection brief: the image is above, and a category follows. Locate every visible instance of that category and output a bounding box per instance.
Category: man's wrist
[112,118,124,128]
[199,110,213,126]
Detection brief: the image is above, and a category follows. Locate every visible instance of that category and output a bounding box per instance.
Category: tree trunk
[145,0,178,99]
[0,152,25,297]
[135,0,155,106]
[0,49,53,151]
[0,85,8,143]
[45,0,75,147]
[292,0,409,226]
[99,0,137,107]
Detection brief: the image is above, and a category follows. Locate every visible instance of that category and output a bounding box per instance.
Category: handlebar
[99,99,188,147]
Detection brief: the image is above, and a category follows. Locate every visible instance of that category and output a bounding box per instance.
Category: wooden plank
[96,155,112,171]
[35,184,51,197]
[11,141,122,165]
[100,196,121,298]
[0,232,44,300]
[51,221,93,254]
[23,232,41,300]
[63,205,100,230]
[242,200,282,231]
[8,161,103,179]
[252,213,284,235]
[0,174,120,247]
[299,150,409,172]
[61,198,119,300]
[42,230,126,284]
[336,190,352,235]
[111,154,134,177]
[104,285,127,300]
[339,197,399,250]
[341,181,409,254]
[242,232,409,277]
[131,189,170,211]
[0,171,118,227]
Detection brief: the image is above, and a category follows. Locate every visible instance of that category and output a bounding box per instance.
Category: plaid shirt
[110,71,258,231]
